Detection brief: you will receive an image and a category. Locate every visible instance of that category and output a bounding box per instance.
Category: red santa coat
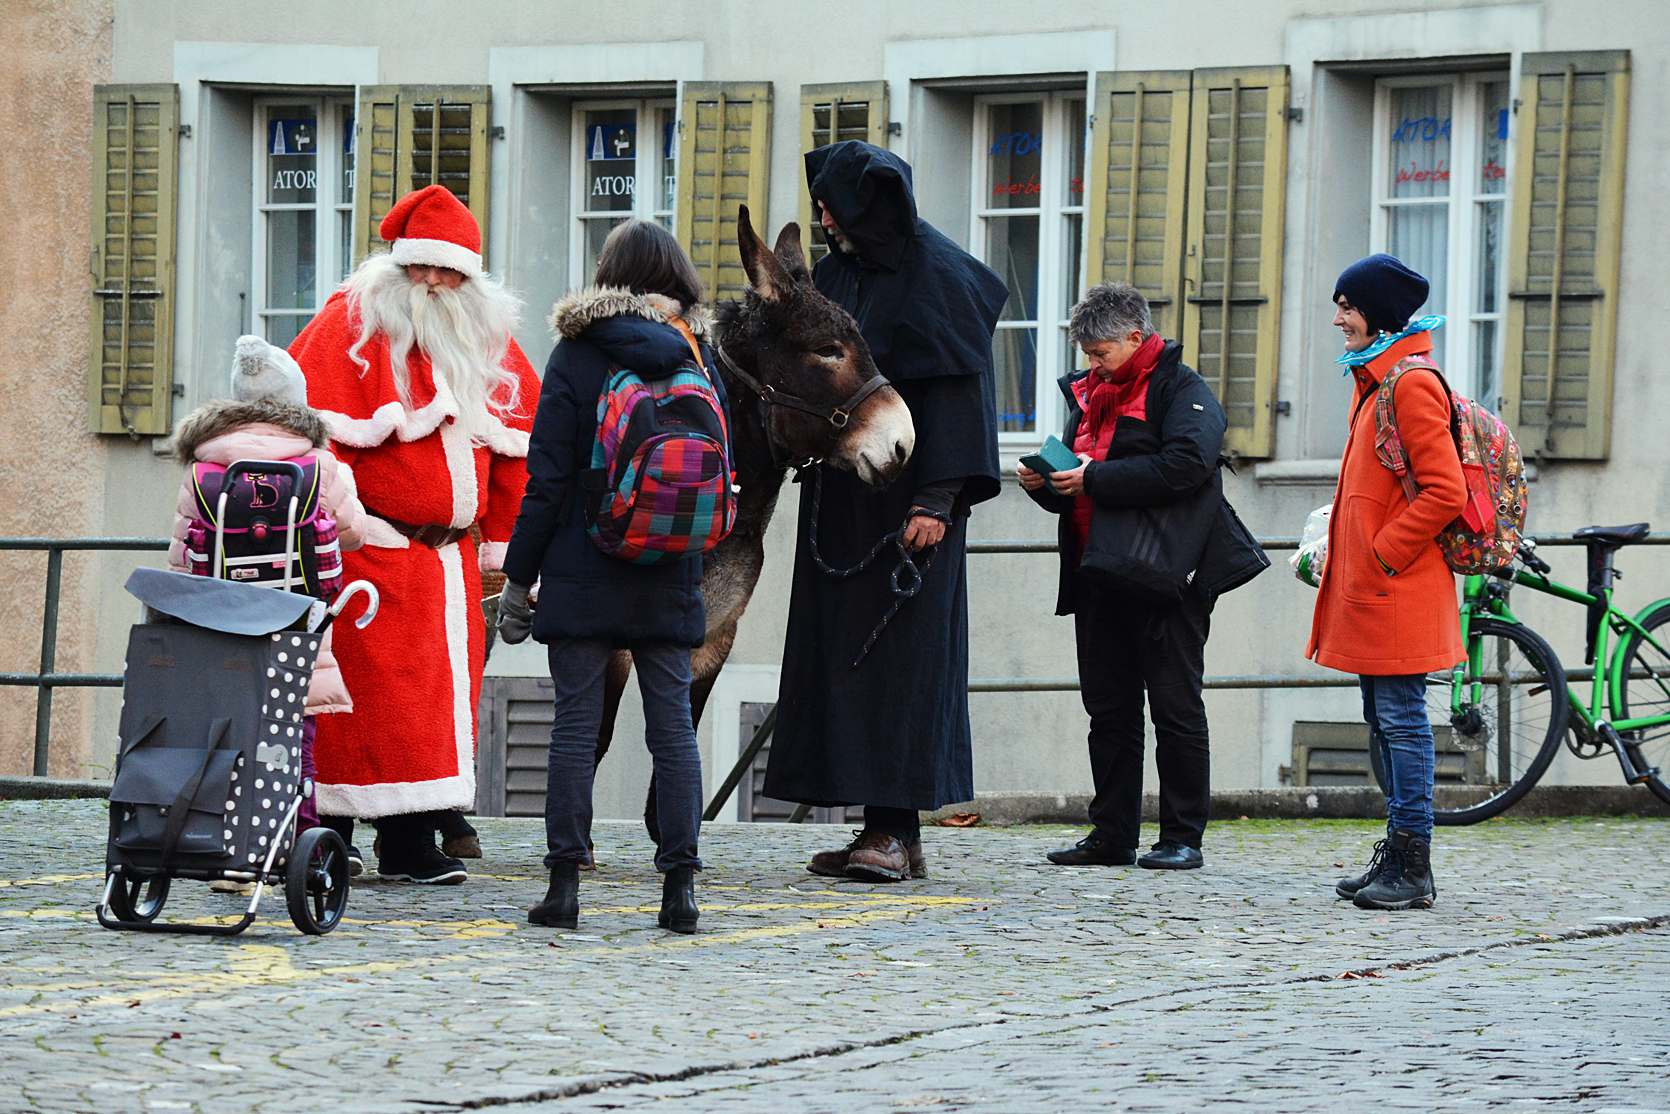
[290,290,540,818]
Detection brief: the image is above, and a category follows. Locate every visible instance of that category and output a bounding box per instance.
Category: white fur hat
[229,334,308,407]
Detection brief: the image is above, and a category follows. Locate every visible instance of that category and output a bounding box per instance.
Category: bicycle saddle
[1573,522,1651,546]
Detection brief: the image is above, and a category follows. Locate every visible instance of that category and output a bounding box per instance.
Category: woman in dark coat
[497,220,727,934]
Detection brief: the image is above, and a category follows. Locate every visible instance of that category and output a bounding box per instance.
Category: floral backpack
[1372,354,1528,576]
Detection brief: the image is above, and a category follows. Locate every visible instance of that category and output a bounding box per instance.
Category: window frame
[251,95,354,348]
[568,96,678,290]
[969,90,1088,443]
[1369,70,1512,404]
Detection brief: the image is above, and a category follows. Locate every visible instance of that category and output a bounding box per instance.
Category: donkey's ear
[773,221,811,285]
[737,204,793,303]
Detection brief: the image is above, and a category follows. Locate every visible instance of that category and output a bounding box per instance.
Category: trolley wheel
[106,869,170,923]
[287,827,349,935]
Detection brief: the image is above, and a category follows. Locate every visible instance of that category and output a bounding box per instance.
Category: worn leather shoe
[844,831,914,882]
[1046,836,1137,866]
[809,831,926,879]
[1137,840,1204,870]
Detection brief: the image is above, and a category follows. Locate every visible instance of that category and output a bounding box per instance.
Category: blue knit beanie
[1332,254,1430,335]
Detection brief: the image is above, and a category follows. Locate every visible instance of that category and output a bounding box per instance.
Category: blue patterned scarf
[1336,314,1445,371]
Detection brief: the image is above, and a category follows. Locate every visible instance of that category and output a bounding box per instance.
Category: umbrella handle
[328,580,379,629]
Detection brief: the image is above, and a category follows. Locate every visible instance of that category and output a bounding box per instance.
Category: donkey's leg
[595,649,633,771]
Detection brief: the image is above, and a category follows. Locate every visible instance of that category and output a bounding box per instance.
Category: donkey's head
[717,205,913,486]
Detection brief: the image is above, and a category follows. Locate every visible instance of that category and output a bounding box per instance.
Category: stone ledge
[922,784,1670,826]
[0,776,111,800]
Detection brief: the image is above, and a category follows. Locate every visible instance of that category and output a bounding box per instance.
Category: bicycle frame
[1458,565,1670,776]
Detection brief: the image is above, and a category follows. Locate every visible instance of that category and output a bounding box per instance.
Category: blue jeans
[1359,673,1435,841]
[544,639,702,873]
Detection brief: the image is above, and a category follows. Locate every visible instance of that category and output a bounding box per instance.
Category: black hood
[805,141,918,272]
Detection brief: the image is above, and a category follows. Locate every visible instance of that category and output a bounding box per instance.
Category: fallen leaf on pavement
[938,813,981,828]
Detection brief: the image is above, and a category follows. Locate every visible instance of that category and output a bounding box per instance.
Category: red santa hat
[381,185,483,279]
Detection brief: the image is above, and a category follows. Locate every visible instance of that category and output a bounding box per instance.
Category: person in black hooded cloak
[762,141,1006,882]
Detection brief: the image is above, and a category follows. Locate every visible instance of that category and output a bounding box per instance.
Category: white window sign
[571,99,677,287]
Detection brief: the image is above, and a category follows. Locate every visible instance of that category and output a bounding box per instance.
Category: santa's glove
[497,580,535,645]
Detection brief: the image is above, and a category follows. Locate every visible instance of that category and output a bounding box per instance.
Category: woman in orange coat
[1308,254,1466,911]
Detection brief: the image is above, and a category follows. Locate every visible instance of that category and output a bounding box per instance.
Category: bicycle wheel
[1614,602,1670,807]
[1369,617,1569,824]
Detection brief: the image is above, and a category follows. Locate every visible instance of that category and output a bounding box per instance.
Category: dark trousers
[1074,583,1213,850]
[864,805,921,844]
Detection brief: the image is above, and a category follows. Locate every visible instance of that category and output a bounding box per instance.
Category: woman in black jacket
[496,221,727,934]
[1019,282,1264,872]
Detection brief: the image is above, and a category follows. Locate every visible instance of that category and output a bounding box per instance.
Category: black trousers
[1074,582,1213,850]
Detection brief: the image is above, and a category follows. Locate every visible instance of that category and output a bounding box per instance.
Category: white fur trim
[360,516,410,549]
[440,416,480,528]
[320,364,527,458]
[478,540,507,574]
[480,416,530,458]
[440,543,477,805]
[390,237,484,279]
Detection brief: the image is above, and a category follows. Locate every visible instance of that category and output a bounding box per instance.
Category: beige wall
[8,0,1670,807]
[0,0,114,777]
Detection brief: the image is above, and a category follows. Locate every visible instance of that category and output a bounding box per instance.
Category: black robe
[763,142,1006,811]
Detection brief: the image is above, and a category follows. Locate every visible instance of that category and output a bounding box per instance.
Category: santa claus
[289,185,540,884]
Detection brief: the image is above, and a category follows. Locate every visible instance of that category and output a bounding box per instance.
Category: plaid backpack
[1373,356,1528,576]
[581,347,735,566]
[185,458,344,596]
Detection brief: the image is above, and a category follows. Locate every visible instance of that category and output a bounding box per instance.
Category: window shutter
[1084,70,1192,341]
[798,81,888,266]
[1181,66,1290,459]
[676,82,773,303]
[1501,51,1629,460]
[353,85,492,267]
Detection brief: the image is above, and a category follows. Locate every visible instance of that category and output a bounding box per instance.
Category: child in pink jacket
[169,336,367,872]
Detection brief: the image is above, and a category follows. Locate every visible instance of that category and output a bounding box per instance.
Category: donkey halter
[713,342,892,471]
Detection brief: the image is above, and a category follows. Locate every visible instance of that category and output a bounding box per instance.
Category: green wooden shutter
[1502,51,1630,460]
[1084,70,1192,341]
[1181,66,1289,459]
[88,84,179,436]
[676,82,773,302]
[353,85,492,267]
[799,81,888,267]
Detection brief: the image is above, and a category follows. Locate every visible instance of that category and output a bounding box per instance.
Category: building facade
[4,0,1667,821]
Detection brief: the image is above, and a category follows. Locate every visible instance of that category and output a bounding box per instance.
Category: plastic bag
[1290,504,1332,588]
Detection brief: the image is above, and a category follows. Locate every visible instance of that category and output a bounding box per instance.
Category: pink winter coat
[169,398,368,714]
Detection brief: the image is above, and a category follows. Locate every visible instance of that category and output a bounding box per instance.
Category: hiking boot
[1047,835,1137,866]
[528,863,579,928]
[658,864,699,934]
[1138,840,1203,870]
[845,831,913,882]
[1335,837,1391,899]
[377,841,467,885]
[1353,830,1435,910]
[809,830,926,879]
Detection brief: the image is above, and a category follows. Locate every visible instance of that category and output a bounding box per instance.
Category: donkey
[592,206,915,840]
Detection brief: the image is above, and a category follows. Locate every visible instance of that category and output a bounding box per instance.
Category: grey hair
[1068,282,1155,346]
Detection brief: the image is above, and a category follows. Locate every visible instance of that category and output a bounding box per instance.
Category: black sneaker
[378,843,467,885]
[346,845,364,877]
[1046,835,1137,866]
[1137,840,1203,870]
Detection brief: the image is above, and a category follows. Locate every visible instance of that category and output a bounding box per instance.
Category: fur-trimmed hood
[173,397,328,463]
[547,285,712,341]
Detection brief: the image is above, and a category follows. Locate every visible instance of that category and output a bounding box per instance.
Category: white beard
[343,253,526,442]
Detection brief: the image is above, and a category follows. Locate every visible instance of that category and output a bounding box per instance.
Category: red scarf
[1068,333,1165,563]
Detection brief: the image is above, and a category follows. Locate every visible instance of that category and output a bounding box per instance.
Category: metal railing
[3,531,1665,792]
[0,538,169,775]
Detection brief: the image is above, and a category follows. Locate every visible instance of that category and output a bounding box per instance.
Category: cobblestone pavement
[0,800,1666,1113]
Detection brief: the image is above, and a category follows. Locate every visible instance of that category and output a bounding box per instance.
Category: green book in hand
[1018,435,1082,495]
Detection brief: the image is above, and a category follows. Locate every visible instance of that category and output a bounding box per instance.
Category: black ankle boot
[1353,830,1436,910]
[529,863,580,928]
[1335,836,1392,899]
[658,864,698,934]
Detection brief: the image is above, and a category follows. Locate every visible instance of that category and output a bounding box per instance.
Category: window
[971,92,1086,437]
[571,99,677,287]
[253,98,354,348]
[1372,73,1510,403]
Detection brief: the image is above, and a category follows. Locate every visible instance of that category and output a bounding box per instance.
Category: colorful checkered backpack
[581,343,735,566]
[1373,356,1528,576]
[185,459,345,596]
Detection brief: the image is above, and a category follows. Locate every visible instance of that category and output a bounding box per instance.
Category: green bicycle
[1368,523,1670,824]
